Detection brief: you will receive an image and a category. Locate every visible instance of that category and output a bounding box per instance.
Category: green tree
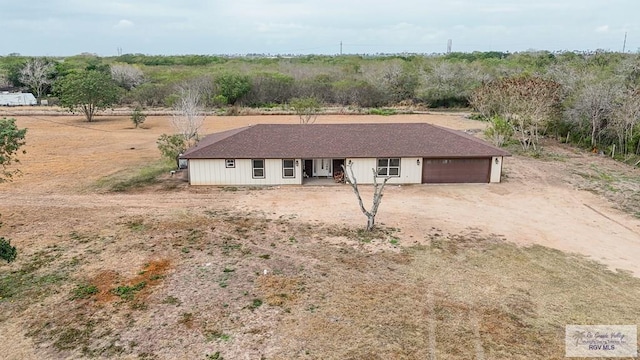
[0,117,26,263]
[214,73,251,105]
[3,56,27,87]
[56,70,120,122]
[157,134,186,163]
[130,106,146,128]
[290,97,321,124]
[0,117,27,182]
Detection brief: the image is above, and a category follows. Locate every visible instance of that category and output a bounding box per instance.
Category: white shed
[0,92,37,106]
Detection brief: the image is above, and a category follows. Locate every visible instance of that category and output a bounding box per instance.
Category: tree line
[1,51,640,159]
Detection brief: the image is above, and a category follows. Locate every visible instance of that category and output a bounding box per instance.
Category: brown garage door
[422,158,491,183]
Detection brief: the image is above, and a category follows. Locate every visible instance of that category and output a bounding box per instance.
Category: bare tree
[545,63,587,97]
[469,80,503,119]
[19,58,54,98]
[0,74,10,88]
[470,76,562,150]
[110,63,144,90]
[615,55,640,88]
[609,89,640,156]
[566,79,621,148]
[362,59,420,103]
[422,61,490,107]
[342,163,391,231]
[171,82,205,147]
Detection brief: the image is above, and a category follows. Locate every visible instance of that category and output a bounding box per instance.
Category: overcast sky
[1,0,637,56]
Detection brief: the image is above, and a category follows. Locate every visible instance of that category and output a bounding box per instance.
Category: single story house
[180,123,510,186]
[0,92,37,106]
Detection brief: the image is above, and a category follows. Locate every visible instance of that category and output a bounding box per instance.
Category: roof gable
[182,123,510,159]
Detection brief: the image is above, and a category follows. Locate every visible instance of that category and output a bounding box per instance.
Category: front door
[313,158,332,177]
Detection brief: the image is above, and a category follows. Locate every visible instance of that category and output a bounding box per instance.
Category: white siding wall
[188,159,302,185]
[345,157,422,184]
[490,156,503,183]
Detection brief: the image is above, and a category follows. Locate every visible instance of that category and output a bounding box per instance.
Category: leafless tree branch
[19,58,54,98]
[171,82,205,147]
[342,163,391,231]
[110,63,144,90]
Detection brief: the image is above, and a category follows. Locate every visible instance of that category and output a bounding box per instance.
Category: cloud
[1,0,638,55]
[114,19,134,29]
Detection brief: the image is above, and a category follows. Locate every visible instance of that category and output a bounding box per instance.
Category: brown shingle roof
[181,123,511,159]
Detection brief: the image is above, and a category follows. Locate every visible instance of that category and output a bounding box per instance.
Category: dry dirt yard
[0,112,639,359]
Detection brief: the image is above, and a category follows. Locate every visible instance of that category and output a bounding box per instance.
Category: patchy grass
[93,160,176,192]
[125,217,147,232]
[328,225,401,244]
[270,229,640,359]
[111,281,147,301]
[570,162,640,217]
[248,298,263,311]
[255,274,304,307]
[7,209,640,359]
[162,295,181,306]
[398,231,640,358]
[368,108,398,116]
[71,284,99,299]
[0,245,70,304]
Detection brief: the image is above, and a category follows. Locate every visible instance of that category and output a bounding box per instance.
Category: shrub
[484,116,514,147]
[245,72,294,106]
[130,106,146,128]
[333,79,386,108]
[0,237,17,263]
[290,97,321,124]
[294,74,336,103]
[214,73,251,105]
[369,108,397,116]
[130,83,173,107]
[157,134,186,163]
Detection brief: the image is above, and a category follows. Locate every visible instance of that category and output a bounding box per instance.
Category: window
[252,159,265,178]
[377,158,400,177]
[225,159,235,168]
[282,159,295,178]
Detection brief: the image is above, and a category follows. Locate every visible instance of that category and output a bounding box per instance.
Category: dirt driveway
[1,112,639,276]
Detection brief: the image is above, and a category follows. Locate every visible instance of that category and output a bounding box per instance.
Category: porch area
[302,177,345,186]
[302,158,346,185]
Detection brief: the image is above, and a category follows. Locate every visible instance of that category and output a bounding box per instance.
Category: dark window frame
[282,159,295,178]
[225,159,235,168]
[376,158,401,177]
[252,159,265,179]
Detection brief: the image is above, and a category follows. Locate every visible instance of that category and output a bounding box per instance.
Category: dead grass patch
[91,270,119,303]
[6,205,640,359]
[255,274,304,307]
[75,259,171,306]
